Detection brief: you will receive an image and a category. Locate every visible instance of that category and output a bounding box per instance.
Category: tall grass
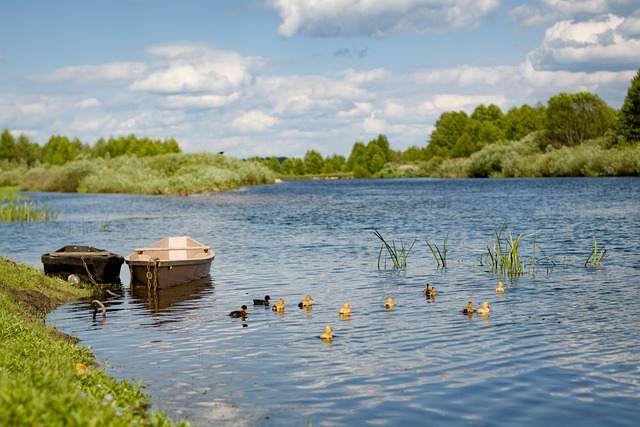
[425,232,448,268]
[0,191,58,222]
[19,153,276,195]
[480,223,537,278]
[373,230,416,270]
[585,237,608,267]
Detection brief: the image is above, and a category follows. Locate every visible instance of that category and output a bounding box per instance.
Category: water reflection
[130,275,214,313]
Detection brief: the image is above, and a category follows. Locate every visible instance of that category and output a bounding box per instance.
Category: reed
[0,192,58,222]
[425,232,448,268]
[585,237,608,267]
[373,230,415,270]
[480,223,536,278]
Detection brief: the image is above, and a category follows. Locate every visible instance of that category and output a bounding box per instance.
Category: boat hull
[125,236,215,289]
[41,245,124,284]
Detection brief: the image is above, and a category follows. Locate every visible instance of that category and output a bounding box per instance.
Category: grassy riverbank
[0,256,189,426]
[1,152,275,195]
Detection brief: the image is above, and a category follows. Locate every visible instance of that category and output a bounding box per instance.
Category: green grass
[480,223,537,278]
[585,237,608,267]
[373,230,416,270]
[0,191,58,222]
[0,256,189,426]
[17,153,276,195]
[425,232,448,268]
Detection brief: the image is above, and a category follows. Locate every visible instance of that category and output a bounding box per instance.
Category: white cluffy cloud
[528,13,640,72]
[268,0,500,37]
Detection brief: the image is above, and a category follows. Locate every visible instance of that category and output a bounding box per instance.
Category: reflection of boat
[41,245,124,284]
[130,274,213,312]
[125,236,215,289]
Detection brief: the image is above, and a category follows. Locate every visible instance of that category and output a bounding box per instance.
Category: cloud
[129,42,265,94]
[528,14,640,72]
[510,0,638,27]
[231,110,278,132]
[269,0,500,37]
[29,63,147,85]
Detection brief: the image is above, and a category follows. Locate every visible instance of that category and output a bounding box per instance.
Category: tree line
[0,133,181,167]
[251,68,640,177]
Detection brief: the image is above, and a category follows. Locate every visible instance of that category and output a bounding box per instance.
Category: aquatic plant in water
[480,222,536,278]
[0,192,58,222]
[426,232,448,268]
[585,237,608,267]
[373,229,415,270]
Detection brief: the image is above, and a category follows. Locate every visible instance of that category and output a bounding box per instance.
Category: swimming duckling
[272,298,285,311]
[253,295,271,305]
[496,281,505,293]
[476,301,491,316]
[339,303,351,316]
[229,305,248,318]
[462,301,474,315]
[384,297,395,309]
[298,295,313,308]
[424,284,436,299]
[320,325,333,341]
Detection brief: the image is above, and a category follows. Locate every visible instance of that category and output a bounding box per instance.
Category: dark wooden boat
[125,236,215,289]
[41,245,125,284]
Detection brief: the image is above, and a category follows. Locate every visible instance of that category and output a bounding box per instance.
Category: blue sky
[1,0,638,158]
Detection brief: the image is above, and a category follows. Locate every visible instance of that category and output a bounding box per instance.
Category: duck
[320,325,333,341]
[496,281,505,293]
[384,297,395,309]
[253,295,271,305]
[339,303,351,316]
[229,305,248,318]
[423,284,436,299]
[462,301,474,315]
[298,295,313,308]
[476,301,491,316]
[75,362,88,375]
[272,298,285,311]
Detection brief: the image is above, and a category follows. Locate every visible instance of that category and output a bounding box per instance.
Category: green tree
[15,134,41,167]
[617,68,640,144]
[401,145,427,162]
[266,157,282,174]
[0,129,16,161]
[546,92,615,146]
[425,111,469,158]
[41,135,77,165]
[322,154,346,173]
[346,141,367,173]
[503,104,547,141]
[303,149,324,174]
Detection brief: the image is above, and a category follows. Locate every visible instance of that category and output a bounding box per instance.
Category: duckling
[462,301,474,315]
[476,301,491,316]
[339,303,351,316]
[384,297,395,309]
[253,295,271,305]
[496,281,505,293]
[229,305,248,318]
[424,284,436,299]
[298,295,313,308]
[320,325,333,341]
[272,298,285,311]
[75,362,88,375]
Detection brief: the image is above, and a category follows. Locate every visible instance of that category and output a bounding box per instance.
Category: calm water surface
[2,178,640,426]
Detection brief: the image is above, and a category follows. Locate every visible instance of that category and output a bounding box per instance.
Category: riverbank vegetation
[1,152,275,195]
[0,189,58,222]
[1,69,638,192]
[0,256,189,426]
[248,69,640,179]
